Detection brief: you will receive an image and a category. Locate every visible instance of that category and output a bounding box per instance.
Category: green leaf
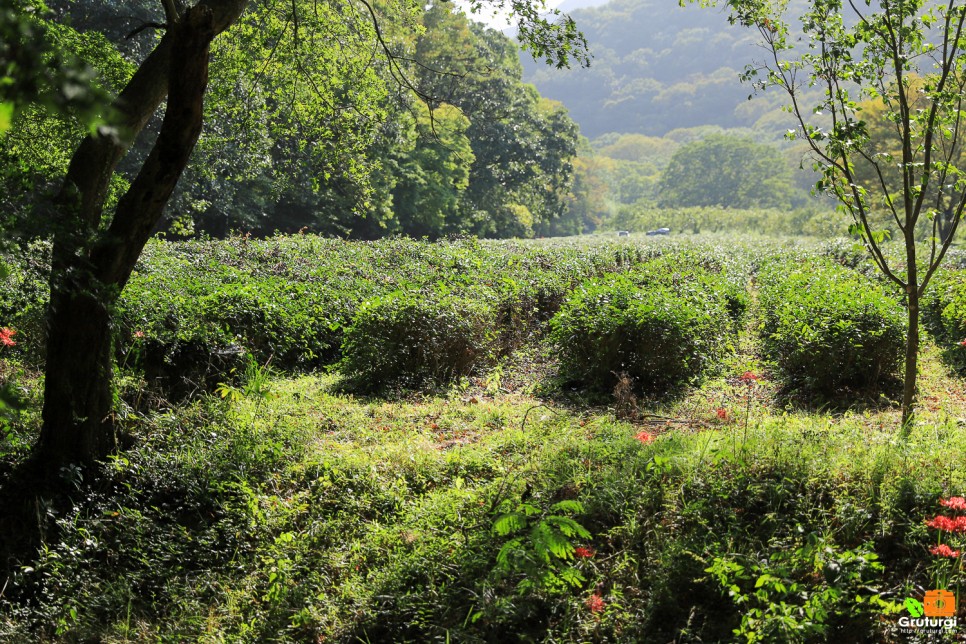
[493,513,527,536]
[495,537,524,568]
[549,499,584,514]
[558,566,587,587]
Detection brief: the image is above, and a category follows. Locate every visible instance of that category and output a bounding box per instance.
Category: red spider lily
[739,371,759,383]
[586,593,605,613]
[715,407,728,420]
[0,327,15,347]
[959,339,966,347]
[926,515,966,532]
[635,431,654,444]
[930,544,962,558]
[940,497,966,511]
[574,546,595,558]
[133,330,145,339]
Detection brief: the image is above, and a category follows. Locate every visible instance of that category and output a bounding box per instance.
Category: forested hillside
[512,0,829,230]
[521,0,782,139]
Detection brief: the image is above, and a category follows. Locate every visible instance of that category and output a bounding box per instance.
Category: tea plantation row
[6,234,966,397]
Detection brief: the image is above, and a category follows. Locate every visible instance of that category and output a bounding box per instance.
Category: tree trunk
[36,4,225,473]
[901,236,920,431]
[901,287,919,429]
[37,280,117,468]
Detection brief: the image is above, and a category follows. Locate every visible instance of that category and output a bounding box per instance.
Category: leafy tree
[413,6,580,238]
[657,133,797,209]
[17,0,587,472]
[552,152,614,236]
[393,102,475,238]
[719,0,966,426]
[0,2,113,133]
[852,84,966,244]
[596,133,680,166]
[1,10,133,241]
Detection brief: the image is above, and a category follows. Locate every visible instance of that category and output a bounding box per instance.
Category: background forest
[1,0,834,245]
[1,0,585,241]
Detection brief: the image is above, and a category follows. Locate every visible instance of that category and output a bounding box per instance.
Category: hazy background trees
[3,0,835,245]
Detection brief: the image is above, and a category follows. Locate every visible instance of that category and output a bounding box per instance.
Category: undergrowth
[2,234,966,641]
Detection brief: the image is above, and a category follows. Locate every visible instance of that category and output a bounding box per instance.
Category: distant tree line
[563,131,819,232]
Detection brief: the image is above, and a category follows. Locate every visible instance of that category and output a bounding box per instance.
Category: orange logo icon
[923,590,957,618]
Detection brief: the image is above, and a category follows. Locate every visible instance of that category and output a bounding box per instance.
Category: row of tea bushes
[922,268,966,370]
[112,236,696,392]
[550,260,743,395]
[7,234,911,399]
[113,237,643,391]
[756,259,906,393]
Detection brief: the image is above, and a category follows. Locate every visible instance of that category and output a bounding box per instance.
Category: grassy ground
[3,333,966,641]
[3,238,966,641]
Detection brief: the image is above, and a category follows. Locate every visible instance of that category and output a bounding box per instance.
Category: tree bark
[901,237,920,431]
[36,3,231,472]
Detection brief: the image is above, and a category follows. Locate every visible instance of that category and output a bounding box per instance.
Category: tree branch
[94,4,218,288]
[126,21,167,40]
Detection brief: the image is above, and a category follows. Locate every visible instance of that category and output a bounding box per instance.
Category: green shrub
[550,271,733,395]
[0,241,51,366]
[638,251,750,324]
[922,268,966,370]
[339,288,499,392]
[756,259,905,393]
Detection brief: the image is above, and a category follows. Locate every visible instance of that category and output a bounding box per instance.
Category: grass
[2,342,966,641]
[3,236,966,641]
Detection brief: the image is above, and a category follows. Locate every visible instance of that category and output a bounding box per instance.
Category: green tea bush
[922,268,966,370]
[117,239,371,391]
[550,269,734,394]
[638,251,750,324]
[339,287,499,392]
[756,259,905,394]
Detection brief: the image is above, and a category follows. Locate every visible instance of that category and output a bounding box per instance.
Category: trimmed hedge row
[756,258,905,393]
[339,287,499,392]
[3,235,829,395]
[550,261,739,395]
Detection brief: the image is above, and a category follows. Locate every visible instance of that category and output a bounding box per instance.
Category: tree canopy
[657,134,797,209]
[2,0,582,241]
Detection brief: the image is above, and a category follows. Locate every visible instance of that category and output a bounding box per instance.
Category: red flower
[739,371,759,383]
[0,327,16,347]
[574,546,595,558]
[715,407,728,420]
[926,515,966,532]
[133,330,145,339]
[930,544,962,558]
[959,339,966,347]
[586,593,605,613]
[635,431,654,444]
[940,496,966,511]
